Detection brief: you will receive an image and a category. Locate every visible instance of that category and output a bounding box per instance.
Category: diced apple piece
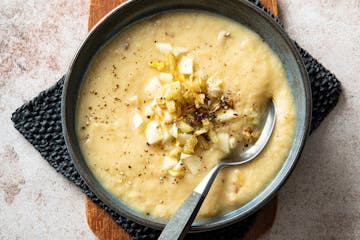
[159,72,173,83]
[178,56,193,74]
[196,69,208,80]
[182,155,201,175]
[144,100,157,117]
[132,112,143,129]
[249,109,260,125]
[216,109,238,122]
[162,125,172,143]
[156,42,173,53]
[217,133,230,153]
[163,111,173,123]
[162,157,178,170]
[145,121,163,144]
[162,156,178,171]
[207,77,223,98]
[208,129,219,144]
[230,169,246,193]
[172,47,188,57]
[169,123,178,138]
[180,153,193,160]
[229,137,236,149]
[145,77,163,98]
[217,31,231,41]
[127,95,139,105]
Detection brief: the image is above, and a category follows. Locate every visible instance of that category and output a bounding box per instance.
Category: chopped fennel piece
[183,135,198,154]
[163,81,181,100]
[177,133,193,145]
[169,147,181,158]
[194,128,208,136]
[177,121,193,133]
[168,161,185,177]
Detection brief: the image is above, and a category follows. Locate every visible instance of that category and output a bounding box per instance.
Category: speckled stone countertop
[1,0,359,239]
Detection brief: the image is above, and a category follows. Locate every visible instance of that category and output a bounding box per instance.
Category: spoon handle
[157,191,204,240]
[158,164,224,240]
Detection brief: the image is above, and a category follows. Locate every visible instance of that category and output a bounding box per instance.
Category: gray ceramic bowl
[62,0,311,232]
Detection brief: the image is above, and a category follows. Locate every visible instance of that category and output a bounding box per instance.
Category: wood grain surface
[86,1,279,239]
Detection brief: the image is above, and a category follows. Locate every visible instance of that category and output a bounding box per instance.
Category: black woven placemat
[11,1,341,239]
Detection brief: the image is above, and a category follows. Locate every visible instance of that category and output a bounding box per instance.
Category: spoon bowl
[159,101,276,240]
[224,101,276,165]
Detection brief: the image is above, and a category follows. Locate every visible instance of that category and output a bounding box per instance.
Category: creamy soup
[76,11,295,219]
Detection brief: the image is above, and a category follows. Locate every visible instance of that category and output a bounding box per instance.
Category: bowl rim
[61,0,312,232]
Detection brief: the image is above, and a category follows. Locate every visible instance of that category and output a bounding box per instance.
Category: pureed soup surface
[76,11,296,219]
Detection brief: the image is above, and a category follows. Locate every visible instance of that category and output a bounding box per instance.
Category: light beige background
[0,0,359,239]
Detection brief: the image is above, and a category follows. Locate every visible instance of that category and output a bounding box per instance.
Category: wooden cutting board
[85,1,278,239]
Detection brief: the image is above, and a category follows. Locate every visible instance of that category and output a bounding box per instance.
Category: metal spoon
[158,101,276,240]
